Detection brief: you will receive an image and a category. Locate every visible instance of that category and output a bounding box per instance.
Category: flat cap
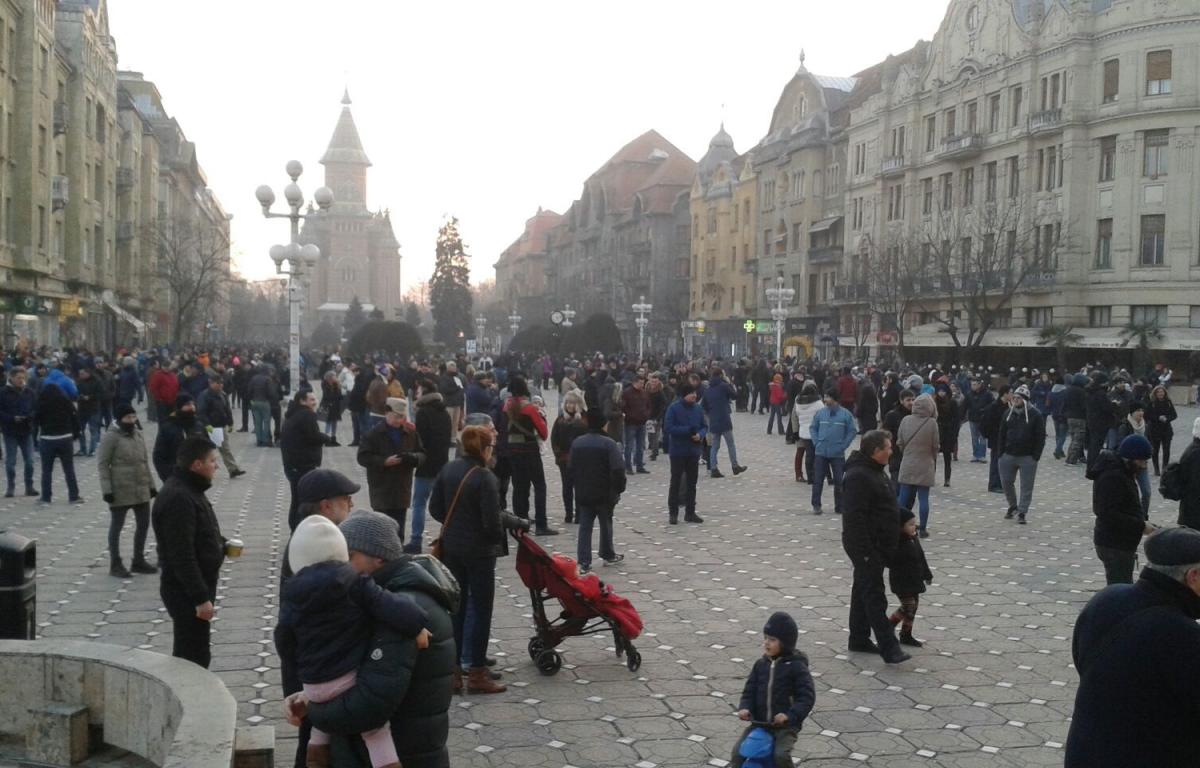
[297,468,361,504]
[1144,527,1200,566]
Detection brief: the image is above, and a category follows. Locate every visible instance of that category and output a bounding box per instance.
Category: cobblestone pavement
[3,401,1193,767]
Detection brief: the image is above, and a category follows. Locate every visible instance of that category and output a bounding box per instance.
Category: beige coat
[897,394,940,487]
[97,427,156,507]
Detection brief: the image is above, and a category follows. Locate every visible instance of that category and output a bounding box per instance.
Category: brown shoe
[453,666,463,693]
[467,666,507,694]
[305,744,331,768]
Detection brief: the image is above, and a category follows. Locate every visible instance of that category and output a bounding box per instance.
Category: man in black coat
[411,382,452,554]
[196,375,245,479]
[1176,417,1200,530]
[287,512,457,768]
[1062,373,1089,465]
[1085,373,1117,469]
[1090,435,1157,584]
[1066,527,1200,767]
[281,390,334,530]
[568,408,627,573]
[841,429,909,664]
[979,384,1010,492]
[153,394,204,482]
[151,436,225,668]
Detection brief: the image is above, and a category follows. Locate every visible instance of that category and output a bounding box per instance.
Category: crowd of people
[5,340,1200,766]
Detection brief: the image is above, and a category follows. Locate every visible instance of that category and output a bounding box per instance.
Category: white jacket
[793,400,824,440]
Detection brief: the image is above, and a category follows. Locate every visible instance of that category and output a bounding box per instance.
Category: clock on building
[550,310,565,326]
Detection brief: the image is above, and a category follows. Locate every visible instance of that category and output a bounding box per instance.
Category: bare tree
[853,232,934,358]
[148,215,231,345]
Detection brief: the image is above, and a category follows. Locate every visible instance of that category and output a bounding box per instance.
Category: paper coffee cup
[225,538,244,558]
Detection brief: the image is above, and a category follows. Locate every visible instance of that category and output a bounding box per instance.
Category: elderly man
[1066,527,1200,766]
[357,397,426,537]
[284,511,455,768]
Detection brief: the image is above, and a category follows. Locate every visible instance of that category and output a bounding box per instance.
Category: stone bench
[0,639,251,767]
[26,702,88,765]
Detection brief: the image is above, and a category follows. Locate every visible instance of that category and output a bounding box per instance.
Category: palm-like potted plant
[1036,324,1083,374]
[1119,320,1165,376]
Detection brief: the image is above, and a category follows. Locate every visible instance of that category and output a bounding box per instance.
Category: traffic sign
[743,320,756,333]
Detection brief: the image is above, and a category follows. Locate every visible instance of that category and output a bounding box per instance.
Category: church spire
[342,86,352,106]
[321,92,371,167]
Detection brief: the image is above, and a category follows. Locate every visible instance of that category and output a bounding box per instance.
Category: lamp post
[256,161,333,393]
[561,304,575,328]
[508,311,522,338]
[475,315,487,353]
[764,275,795,361]
[632,295,652,360]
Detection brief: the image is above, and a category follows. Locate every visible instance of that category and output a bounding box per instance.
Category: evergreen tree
[368,307,385,321]
[429,217,473,345]
[404,302,422,327]
[343,296,367,337]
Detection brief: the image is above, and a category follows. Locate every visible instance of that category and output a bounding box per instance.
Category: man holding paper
[197,374,246,479]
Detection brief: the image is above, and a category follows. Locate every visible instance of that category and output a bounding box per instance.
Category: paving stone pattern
[3,401,1191,767]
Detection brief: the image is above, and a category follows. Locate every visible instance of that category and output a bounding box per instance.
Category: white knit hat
[288,515,349,573]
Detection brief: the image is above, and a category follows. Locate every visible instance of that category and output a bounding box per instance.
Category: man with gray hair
[1066,527,1200,766]
[357,397,425,537]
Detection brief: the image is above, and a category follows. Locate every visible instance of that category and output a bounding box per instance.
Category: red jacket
[148,368,179,407]
[769,381,788,406]
[837,375,858,410]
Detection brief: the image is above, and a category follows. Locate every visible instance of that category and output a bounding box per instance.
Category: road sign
[743,320,757,333]
[466,339,478,355]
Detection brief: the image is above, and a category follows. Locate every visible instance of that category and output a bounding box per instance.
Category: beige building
[838,0,1200,361]
[493,207,562,325]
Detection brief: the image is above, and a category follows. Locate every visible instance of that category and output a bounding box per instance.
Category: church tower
[320,88,371,209]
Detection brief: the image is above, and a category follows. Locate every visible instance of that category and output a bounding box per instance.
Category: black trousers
[286,465,315,531]
[379,508,407,542]
[108,503,150,563]
[494,455,512,510]
[1096,544,1136,585]
[1149,433,1172,475]
[848,560,899,654]
[240,397,251,430]
[509,451,547,528]
[163,589,211,668]
[1086,429,1107,470]
[557,462,575,519]
[667,455,699,518]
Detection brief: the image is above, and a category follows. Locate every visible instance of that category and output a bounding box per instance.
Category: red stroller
[511,529,644,675]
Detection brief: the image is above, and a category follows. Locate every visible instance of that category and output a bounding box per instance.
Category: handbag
[430,466,480,561]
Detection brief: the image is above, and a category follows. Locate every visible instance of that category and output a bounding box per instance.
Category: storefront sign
[743,320,757,333]
[59,298,81,317]
[12,294,59,315]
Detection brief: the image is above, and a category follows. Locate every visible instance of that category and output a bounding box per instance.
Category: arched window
[779,172,789,201]
[795,170,806,200]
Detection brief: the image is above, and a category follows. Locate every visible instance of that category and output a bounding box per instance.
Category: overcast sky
[108,0,950,294]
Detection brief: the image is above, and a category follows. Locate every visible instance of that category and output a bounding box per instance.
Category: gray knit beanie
[338,510,404,562]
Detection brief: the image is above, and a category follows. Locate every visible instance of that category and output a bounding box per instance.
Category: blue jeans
[623,425,645,471]
[1053,416,1068,456]
[407,476,434,552]
[969,421,987,460]
[768,404,785,434]
[1105,427,1120,451]
[40,436,79,502]
[4,433,34,491]
[709,430,739,472]
[811,455,845,513]
[898,484,932,531]
[1136,467,1151,519]
[79,413,101,455]
[443,552,496,669]
[251,400,271,446]
[576,504,616,568]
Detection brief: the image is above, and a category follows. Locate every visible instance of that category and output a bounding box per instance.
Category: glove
[516,517,532,532]
[149,488,157,498]
[103,493,114,504]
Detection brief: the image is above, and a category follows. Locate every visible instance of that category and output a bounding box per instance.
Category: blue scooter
[737,719,782,768]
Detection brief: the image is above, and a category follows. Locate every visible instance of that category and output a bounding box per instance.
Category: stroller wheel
[528,637,545,661]
[626,649,642,672]
[536,649,563,676]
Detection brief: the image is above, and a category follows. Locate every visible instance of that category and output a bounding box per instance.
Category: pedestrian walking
[933,383,959,486]
[965,377,993,463]
[1063,373,1088,465]
[550,390,588,524]
[1089,434,1157,585]
[282,390,335,531]
[153,394,204,481]
[319,370,344,445]
[568,407,626,574]
[36,370,83,504]
[0,367,38,497]
[357,397,425,539]
[809,390,856,516]
[98,404,159,578]
[410,380,452,553]
[792,381,822,483]
[897,394,939,538]
[702,368,746,478]
[1085,372,1117,469]
[767,374,787,435]
[998,385,1046,524]
[888,510,933,646]
[663,383,706,525]
[151,436,225,668]
[841,429,909,664]
[503,377,556,536]
[75,366,102,456]
[1146,385,1177,475]
[1116,402,1153,518]
[621,376,652,475]
[980,384,1010,492]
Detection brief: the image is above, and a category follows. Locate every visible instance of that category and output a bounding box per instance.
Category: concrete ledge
[0,640,237,768]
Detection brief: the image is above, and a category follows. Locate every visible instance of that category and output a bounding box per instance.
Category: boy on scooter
[732,611,816,767]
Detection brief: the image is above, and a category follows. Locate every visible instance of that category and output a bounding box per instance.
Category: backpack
[1160,461,1185,501]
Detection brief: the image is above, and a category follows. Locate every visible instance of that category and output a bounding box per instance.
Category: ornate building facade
[300,92,402,331]
[493,207,562,325]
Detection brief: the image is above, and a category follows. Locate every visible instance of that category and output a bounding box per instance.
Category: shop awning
[809,216,842,234]
[102,295,146,334]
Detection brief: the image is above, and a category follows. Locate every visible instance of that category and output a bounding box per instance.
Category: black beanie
[114,403,137,421]
[586,408,606,431]
[763,611,798,653]
[899,508,916,524]
[175,393,194,409]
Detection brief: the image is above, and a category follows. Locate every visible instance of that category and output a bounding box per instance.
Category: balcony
[808,246,844,265]
[53,102,69,136]
[1024,271,1057,291]
[116,166,135,190]
[880,155,906,178]
[938,133,984,160]
[834,283,869,301]
[51,176,69,211]
[1028,108,1062,134]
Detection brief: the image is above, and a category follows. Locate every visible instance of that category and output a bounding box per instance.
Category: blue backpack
[738,727,775,768]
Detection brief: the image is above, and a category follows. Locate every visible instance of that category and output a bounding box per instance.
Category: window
[1102,59,1120,103]
[1146,50,1172,95]
[794,170,806,200]
[762,229,771,256]
[1036,223,1059,269]
[1096,218,1113,268]
[1037,145,1061,190]
[1026,307,1054,328]
[1144,129,1169,177]
[743,199,750,226]
[853,143,866,175]
[1040,72,1063,110]
[1131,305,1168,326]
[961,167,975,206]
[940,173,953,210]
[887,184,904,221]
[828,164,839,195]
[731,246,737,268]
[925,115,936,151]
[984,161,997,202]
[814,170,823,198]
[732,201,738,230]
[988,93,1001,132]
[1099,136,1116,182]
[37,126,46,172]
[944,108,957,138]
[1089,306,1112,327]
[1140,214,1166,265]
[1006,156,1020,198]
[967,101,978,134]
[921,178,933,215]
[1010,85,1023,127]
[890,126,906,157]
[39,46,48,89]
[1190,307,1200,329]
[37,206,46,250]
[692,214,699,237]
[792,223,801,249]
[851,197,864,229]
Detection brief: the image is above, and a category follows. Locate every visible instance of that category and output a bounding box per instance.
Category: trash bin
[0,531,35,639]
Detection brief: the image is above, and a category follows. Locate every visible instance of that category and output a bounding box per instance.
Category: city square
[5,400,1187,767]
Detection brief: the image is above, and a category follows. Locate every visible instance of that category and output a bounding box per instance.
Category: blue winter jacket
[43,368,78,400]
[465,382,495,416]
[0,384,36,436]
[1049,384,1067,418]
[664,398,707,458]
[700,379,736,434]
[810,404,856,458]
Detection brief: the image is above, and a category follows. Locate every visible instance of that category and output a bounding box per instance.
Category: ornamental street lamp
[256,161,333,392]
[561,304,575,328]
[764,275,795,361]
[508,311,522,337]
[632,295,653,360]
[475,315,487,352]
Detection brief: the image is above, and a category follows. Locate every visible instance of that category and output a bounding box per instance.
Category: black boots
[109,559,132,578]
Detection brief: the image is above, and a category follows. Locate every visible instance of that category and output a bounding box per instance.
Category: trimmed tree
[343,296,367,337]
[1120,320,1164,376]
[404,302,422,327]
[429,217,474,345]
[561,313,623,355]
[308,320,341,349]
[346,320,424,359]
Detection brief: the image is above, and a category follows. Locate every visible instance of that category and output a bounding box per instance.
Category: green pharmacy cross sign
[743,320,757,333]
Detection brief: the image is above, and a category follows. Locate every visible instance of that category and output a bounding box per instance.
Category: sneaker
[579,564,592,575]
[684,513,704,523]
[563,515,575,525]
[732,465,747,476]
[918,529,930,539]
[625,468,635,476]
[603,554,625,566]
[710,469,725,478]
[230,469,247,479]
[70,497,86,505]
[813,506,823,516]
[109,561,132,579]
[1004,508,1016,520]
[899,633,924,648]
[534,527,560,536]
[1018,515,1027,525]
[130,560,159,575]
[636,468,650,474]
[668,515,678,525]
[24,488,37,497]
[3,490,11,499]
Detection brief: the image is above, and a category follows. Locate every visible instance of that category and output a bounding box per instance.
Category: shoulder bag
[430,466,480,561]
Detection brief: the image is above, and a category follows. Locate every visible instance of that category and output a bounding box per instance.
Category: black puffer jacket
[1062,379,1087,420]
[1065,568,1200,767]
[309,556,459,768]
[428,457,525,559]
[737,652,815,728]
[1176,440,1200,529]
[1085,385,1117,434]
[414,393,452,480]
[1089,452,1146,551]
[888,535,932,596]
[152,413,204,481]
[280,406,328,472]
[841,451,901,566]
[151,469,224,607]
